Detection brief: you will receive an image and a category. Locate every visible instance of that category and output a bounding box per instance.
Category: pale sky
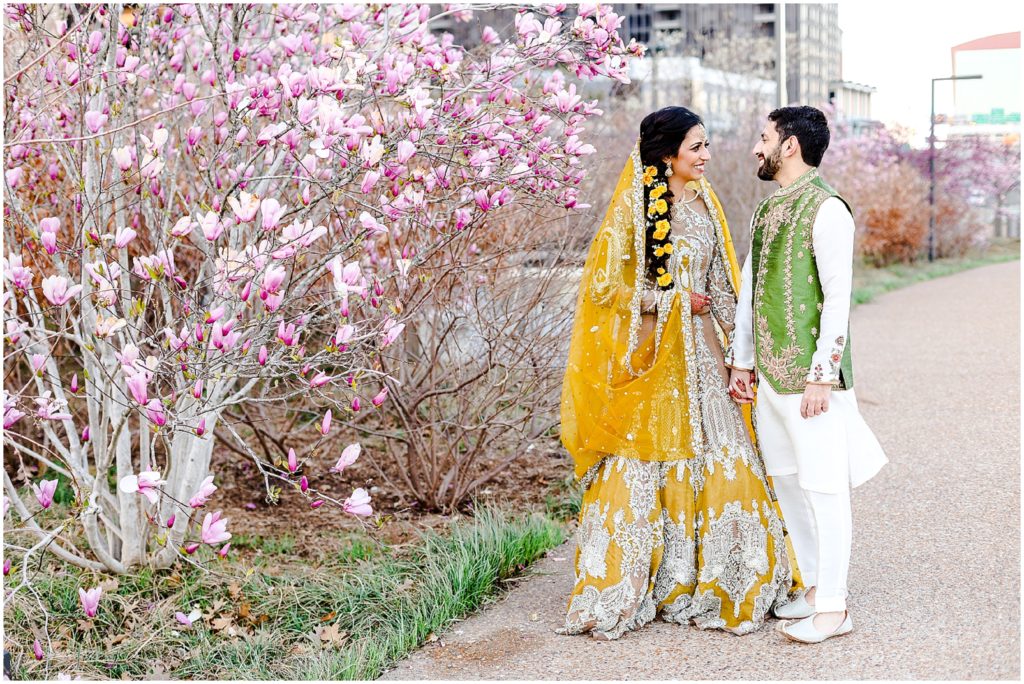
[838,0,1023,142]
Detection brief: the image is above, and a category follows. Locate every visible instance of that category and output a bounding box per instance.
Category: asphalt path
[382,261,1021,680]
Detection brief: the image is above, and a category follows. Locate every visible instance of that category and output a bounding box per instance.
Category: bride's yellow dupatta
[561,141,754,480]
[560,142,756,480]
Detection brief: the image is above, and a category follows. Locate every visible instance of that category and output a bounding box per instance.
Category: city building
[627,55,776,133]
[829,80,876,133]
[940,31,1021,142]
[615,3,842,107]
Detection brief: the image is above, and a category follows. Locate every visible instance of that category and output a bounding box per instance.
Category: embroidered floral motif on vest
[750,169,855,394]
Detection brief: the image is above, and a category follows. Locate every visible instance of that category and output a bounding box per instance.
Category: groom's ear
[782,135,801,159]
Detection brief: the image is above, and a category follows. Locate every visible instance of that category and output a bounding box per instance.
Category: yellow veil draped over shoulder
[560,140,751,480]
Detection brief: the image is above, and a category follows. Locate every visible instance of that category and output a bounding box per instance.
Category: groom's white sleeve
[807,197,855,385]
[725,222,755,371]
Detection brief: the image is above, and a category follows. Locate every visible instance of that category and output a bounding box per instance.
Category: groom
[725,106,887,644]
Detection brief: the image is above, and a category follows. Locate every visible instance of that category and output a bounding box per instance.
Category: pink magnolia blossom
[167,514,176,528]
[84,260,121,305]
[189,475,217,508]
[310,371,333,388]
[84,110,108,134]
[287,447,298,473]
[330,443,361,474]
[35,394,72,421]
[260,198,287,230]
[300,475,309,492]
[258,345,268,366]
[196,417,207,437]
[70,374,79,393]
[360,170,380,194]
[205,306,226,324]
[351,396,361,412]
[372,387,389,407]
[228,191,260,222]
[41,276,82,306]
[78,586,102,618]
[118,470,167,505]
[175,609,202,627]
[4,405,26,429]
[481,26,500,45]
[146,398,167,427]
[343,488,373,517]
[327,256,366,298]
[381,318,405,347]
[200,511,231,545]
[32,479,59,509]
[112,146,133,171]
[95,315,128,338]
[6,319,27,344]
[184,543,200,554]
[335,324,355,347]
[320,409,332,435]
[192,380,203,399]
[4,254,33,289]
[358,211,388,235]
[170,216,193,237]
[5,167,24,188]
[277,320,300,346]
[200,210,224,241]
[34,640,44,661]
[396,140,416,163]
[260,265,287,297]
[114,227,137,248]
[218,542,231,558]
[126,372,148,405]
[31,354,45,374]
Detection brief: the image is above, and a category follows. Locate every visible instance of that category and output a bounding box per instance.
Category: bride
[559,107,801,639]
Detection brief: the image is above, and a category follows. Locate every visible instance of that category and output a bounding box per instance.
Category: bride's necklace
[677,186,700,205]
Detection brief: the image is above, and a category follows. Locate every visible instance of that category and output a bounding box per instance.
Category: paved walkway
[382,261,1021,680]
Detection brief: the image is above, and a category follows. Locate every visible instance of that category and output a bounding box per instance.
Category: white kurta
[728,197,887,493]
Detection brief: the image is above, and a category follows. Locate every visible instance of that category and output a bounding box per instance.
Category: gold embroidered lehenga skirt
[562,201,799,640]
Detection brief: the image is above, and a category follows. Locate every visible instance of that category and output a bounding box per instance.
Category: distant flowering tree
[2,0,639,626]
[826,108,1021,262]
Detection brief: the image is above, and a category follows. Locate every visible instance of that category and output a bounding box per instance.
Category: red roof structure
[951,32,1020,54]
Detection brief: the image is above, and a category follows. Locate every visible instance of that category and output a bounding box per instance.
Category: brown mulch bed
[206,439,571,563]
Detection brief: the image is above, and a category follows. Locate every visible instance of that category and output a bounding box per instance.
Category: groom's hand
[728,369,755,404]
[800,382,832,418]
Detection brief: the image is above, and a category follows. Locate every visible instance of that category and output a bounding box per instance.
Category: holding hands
[728,368,755,404]
[689,291,711,315]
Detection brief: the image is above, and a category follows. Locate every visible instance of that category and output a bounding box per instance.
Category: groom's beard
[756,147,782,181]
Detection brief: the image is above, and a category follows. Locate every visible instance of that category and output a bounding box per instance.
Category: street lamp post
[929,74,982,262]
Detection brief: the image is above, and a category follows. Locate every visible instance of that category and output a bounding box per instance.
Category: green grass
[852,240,1019,305]
[5,507,564,680]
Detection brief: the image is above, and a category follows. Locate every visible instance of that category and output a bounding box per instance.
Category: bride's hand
[689,292,711,315]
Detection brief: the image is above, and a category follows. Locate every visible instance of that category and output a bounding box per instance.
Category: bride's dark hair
[638,106,703,290]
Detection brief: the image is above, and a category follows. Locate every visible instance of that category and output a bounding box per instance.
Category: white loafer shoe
[773,592,815,619]
[778,612,853,644]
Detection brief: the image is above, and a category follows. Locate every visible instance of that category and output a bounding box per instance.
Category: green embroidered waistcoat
[750,169,854,394]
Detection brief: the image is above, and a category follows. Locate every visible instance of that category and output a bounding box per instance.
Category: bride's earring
[664,160,674,177]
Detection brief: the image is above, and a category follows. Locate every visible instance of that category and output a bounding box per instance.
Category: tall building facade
[615,3,842,108]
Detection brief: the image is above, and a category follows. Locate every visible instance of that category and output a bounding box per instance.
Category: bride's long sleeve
[707,235,736,336]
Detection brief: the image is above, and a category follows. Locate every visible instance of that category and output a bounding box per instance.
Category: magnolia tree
[2,0,640,624]
[826,116,1021,262]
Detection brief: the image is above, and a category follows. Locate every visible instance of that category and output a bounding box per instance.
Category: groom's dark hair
[768,106,830,167]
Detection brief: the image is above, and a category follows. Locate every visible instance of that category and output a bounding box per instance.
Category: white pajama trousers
[771,473,851,612]
[754,381,887,613]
